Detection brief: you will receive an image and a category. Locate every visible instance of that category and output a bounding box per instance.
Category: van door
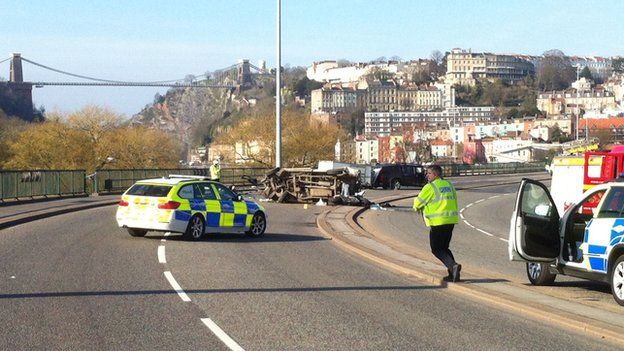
[509,179,560,262]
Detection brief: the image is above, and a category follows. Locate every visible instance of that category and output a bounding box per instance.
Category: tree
[364,67,392,81]
[579,66,593,80]
[537,50,576,91]
[213,108,346,167]
[100,127,181,169]
[3,119,93,170]
[613,58,624,73]
[293,76,323,98]
[430,50,447,78]
[336,59,352,67]
[3,106,181,172]
[0,115,27,168]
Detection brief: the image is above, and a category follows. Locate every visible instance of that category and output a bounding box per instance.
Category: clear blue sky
[1,0,622,117]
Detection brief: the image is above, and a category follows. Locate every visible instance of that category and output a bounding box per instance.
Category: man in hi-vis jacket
[413,164,461,282]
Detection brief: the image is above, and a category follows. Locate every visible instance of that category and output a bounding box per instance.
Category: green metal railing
[0,170,87,202]
[0,163,546,202]
[442,162,546,177]
[93,167,270,194]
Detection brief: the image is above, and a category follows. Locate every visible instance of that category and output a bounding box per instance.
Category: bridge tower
[10,53,24,82]
[7,53,34,120]
[237,59,252,87]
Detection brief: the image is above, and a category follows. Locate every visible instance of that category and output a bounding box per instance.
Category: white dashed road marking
[461,192,514,240]
[164,271,191,302]
[159,233,244,349]
[158,246,166,263]
[201,318,246,351]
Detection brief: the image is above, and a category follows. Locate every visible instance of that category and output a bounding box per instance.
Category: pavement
[3,189,624,345]
[0,195,120,230]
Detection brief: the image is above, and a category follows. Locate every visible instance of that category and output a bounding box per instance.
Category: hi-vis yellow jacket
[413,178,459,227]
[210,164,221,180]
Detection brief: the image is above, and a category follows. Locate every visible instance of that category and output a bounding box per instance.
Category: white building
[355,137,379,164]
[364,106,497,136]
[307,61,401,83]
[430,139,454,158]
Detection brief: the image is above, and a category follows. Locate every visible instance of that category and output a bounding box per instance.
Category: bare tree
[430,50,444,65]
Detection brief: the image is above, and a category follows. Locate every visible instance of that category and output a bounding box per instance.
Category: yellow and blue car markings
[583,218,624,273]
[171,187,262,230]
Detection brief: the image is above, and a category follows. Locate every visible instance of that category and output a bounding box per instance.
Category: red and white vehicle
[549,147,624,215]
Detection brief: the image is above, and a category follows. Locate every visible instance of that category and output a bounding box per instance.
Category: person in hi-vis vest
[210,159,221,182]
[413,165,461,282]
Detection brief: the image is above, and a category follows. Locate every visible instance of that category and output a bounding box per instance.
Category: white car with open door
[509,178,624,306]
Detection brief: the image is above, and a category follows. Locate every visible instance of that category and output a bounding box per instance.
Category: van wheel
[610,255,624,306]
[127,228,147,237]
[183,215,205,241]
[526,262,556,285]
[392,179,401,190]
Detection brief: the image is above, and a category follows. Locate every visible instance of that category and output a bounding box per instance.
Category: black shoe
[452,264,462,282]
[442,275,453,282]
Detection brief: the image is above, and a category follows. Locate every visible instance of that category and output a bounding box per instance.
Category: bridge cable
[20,57,228,85]
[0,57,12,65]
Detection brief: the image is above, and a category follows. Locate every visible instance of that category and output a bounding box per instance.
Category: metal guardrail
[0,170,87,202]
[0,163,546,202]
[93,167,271,194]
[441,162,546,176]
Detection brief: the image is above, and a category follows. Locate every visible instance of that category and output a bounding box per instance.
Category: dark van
[372,164,426,189]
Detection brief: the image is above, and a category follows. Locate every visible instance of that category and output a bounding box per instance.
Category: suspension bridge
[0,53,272,119]
[0,53,270,88]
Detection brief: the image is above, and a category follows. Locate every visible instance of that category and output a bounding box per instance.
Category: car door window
[213,183,236,201]
[521,183,553,217]
[196,183,217,200]
[597,188,624,218]
[178,184,196,199]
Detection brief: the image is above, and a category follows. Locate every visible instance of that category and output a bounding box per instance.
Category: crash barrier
[440,162,546,177]
[0,170,87,202]
[92,167,270,194]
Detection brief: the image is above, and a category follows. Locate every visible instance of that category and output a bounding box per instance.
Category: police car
[116,175,267,240]
[509,178,624,305]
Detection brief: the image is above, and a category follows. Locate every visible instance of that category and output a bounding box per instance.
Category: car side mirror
[237,194,244,202]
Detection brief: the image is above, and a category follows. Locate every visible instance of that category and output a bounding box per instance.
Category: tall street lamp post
[275,0,282,167]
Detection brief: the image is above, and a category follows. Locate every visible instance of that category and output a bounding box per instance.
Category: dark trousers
[429,224,456,272]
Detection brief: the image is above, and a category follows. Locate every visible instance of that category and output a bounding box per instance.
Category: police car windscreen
[126,184,172,197]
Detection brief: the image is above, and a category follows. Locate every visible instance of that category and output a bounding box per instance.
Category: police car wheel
[610,255,624,306]
[526,262,556,285]
[246,213,266,237]
[127,228,147,237]
[183,215,205,241]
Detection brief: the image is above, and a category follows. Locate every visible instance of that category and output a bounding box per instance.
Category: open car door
[509,178,560,262]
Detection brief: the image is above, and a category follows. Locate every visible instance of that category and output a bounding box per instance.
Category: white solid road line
[201,318,245,351]
[164,271,191,302]
[158,245,166,263]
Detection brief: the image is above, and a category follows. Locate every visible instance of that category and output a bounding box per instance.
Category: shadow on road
[0,284,444,300]
[144,232,329,243]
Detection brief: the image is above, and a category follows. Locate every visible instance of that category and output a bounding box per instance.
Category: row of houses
[310,80,455,114]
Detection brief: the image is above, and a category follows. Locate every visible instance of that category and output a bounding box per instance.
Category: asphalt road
[359,173,621,313]
[0,180,620,350]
